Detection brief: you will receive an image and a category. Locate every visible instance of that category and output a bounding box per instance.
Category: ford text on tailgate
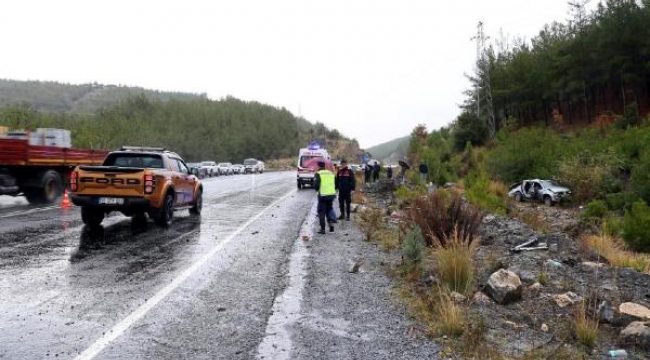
[70,146,203,228]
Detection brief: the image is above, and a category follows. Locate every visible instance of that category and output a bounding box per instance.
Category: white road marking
[73,188,297,360]
[0,205,59,219]
[256,199,317,360]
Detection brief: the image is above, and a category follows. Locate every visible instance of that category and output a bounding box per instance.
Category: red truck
[0,135,108,204]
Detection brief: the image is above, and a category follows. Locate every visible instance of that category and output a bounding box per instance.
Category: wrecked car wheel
[514,192,522,202]
[544,196,553,207]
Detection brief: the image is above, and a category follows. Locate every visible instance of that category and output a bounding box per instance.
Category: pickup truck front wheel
[514,192,522,202]
[190,190,202,215]
[81,207,105,227]
[155,193,174,227]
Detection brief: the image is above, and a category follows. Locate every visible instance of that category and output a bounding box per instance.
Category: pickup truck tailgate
[76,166,145,197]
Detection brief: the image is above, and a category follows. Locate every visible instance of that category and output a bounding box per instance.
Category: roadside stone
[350,203,359,212]
[516,270,536,285]
[528,282,543,292]
[619,302,650,320]
[554,292,582,308]
[544,259,564,270]
[472,291,492,304]
[620,321,650,349]
[581,261,605,269]
[598,301,617,324]
[541,323,549,332]
[485,269,523,305]
[450,291,466,303]
[348,259,364,273]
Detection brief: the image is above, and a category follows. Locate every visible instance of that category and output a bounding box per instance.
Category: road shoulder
[289,207,440,359]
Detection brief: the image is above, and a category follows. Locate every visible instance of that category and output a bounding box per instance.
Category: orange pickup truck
[70,146,202,227]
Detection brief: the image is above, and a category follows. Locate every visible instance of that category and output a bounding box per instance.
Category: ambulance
[297,142,330,189]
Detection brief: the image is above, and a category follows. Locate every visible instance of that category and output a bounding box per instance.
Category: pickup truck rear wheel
[190,190,202,215]
[155,193,174,227]
[81,207,104,227]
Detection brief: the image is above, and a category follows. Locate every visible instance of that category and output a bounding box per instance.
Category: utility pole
[472,21,496,138]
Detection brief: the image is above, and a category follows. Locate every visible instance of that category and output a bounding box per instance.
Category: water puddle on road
[256,199,317,360]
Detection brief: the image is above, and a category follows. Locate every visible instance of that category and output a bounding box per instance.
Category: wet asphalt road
[0,171,315,360]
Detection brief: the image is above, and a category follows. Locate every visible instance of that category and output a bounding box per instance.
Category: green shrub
[623,200,650,252]
[464,172,508,215]
[395,185,424,205]
[558,150,624,203]
[402,226,426,269]
[631,151,650,204]
[582,200,608,220]
[605,191,638,212]
[602,215,625,237]
[485,127,563,183]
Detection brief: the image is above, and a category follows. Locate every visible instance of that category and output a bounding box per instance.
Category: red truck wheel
[24,170,63,204]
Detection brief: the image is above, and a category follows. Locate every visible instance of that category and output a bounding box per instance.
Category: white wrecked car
[508,179,571,206]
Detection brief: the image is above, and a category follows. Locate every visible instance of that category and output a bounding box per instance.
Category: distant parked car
[187,162,208,178]
[217,162,233,175]
[508,179,571,206]
[201,161,219,177]
[243,158,264,174]
[232,164,245,174]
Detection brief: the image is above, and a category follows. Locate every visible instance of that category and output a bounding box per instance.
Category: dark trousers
[338,192,351,217]
[318,195,336,230]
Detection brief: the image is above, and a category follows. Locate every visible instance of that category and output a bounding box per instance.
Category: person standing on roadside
[364,163,371,184]
[314,161,337,234]
[335,159,355,221]
[372,161,380,182]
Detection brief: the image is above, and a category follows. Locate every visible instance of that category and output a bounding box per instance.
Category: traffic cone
[61,189,71,208]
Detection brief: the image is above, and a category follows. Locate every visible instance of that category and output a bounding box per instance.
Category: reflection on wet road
[0,171,315,359]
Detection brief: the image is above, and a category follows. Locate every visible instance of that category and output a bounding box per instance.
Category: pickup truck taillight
[144,174,155,194]
[70,171,78,191]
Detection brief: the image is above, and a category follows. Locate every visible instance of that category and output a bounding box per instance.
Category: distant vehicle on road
[508,179,571,206]
[232,164,245,174]
[217,162,233,175]
[0,128,108,204]
[200,161,219,177]
[297,144,329,189]
[243,158,264,174]
[187,162,208,178]
[70,146,202,227]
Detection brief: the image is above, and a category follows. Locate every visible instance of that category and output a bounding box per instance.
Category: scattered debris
[511,238,549,253]
[251,231,259,235]
[301,234,310,241]
[348,259,364,273]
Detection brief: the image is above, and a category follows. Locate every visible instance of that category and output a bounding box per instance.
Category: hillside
[0,79,204,114]
[0,80,361,163]
[366,135,409,164]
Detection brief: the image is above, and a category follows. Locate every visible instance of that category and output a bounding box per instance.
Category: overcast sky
[0,1,598,148]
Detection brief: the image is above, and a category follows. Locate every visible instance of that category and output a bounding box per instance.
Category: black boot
[346,214,350,221]
[317,228,326,234]
[329,224,334,232]
[338,214,345,220]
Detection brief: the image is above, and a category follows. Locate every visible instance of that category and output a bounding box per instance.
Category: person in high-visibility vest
[314,160,337,234]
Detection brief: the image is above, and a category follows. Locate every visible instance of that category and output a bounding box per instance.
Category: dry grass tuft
[488,180,508,198]
[376,229,400,251]
[357,208,383,242]
[435,288,465,337]
[518,210,550,233]
[581,232,650,272]
[433,230,476,295]
[574,301,599,348]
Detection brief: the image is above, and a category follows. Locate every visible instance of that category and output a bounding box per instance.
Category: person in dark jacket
[363,164,371,184]
[386,165,393,179]
[372,161,380,182]
[335,159,356,221]
[314,161,337,234]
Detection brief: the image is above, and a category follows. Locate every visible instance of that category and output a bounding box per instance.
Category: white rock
[529,282,543,291]
[485,269,523,305]
[472,292,492,304]
[541,323,549,332]
[554,292,583,308]
[620,321,650,348]
[450,291,467,303]
[619,302,650,320]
